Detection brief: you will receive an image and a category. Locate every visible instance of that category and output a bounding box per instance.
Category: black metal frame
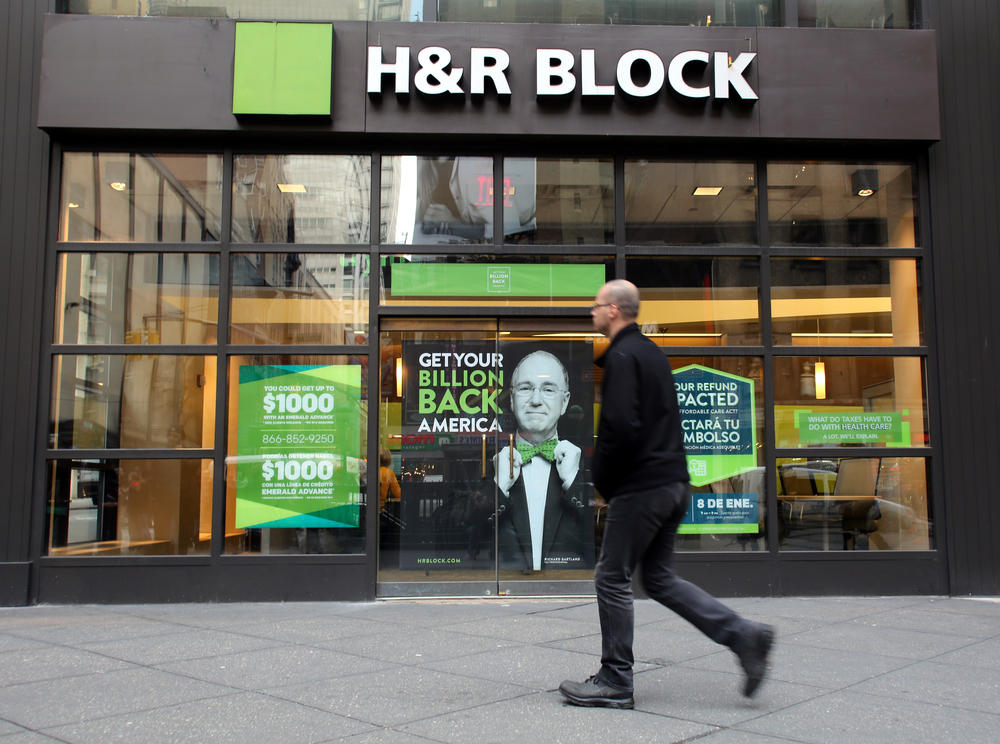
[29,137,944,603]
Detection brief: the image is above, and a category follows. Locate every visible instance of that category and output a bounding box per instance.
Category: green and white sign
[674,365,757,488]
[391,263,604,298]
[235,365,361,529]
[795,410,909,445]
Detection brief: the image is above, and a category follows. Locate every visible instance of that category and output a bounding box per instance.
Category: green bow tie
[516,439,558,463]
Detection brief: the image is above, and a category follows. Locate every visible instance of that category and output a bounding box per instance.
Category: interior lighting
[395,357,403,398]
[851,169,879,197]
[814,361,827,400]
[692,187,724,196]
[109,182,128,191]
[277,184,307,193]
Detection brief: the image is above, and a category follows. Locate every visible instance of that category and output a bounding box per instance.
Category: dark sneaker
[559,675,635,709]
[738,624,775,698]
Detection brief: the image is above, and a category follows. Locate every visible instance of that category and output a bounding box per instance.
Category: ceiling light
[104,162,130,192]
[109,182,128,191]
[67,202,80,209]
[851,169,879,197]
[857,188,874,197]
[692,187,723,196]
[277,184,307,193]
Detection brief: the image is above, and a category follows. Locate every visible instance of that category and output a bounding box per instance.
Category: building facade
[1,0,997,604]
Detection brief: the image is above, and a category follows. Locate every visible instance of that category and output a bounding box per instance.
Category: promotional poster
[397,339,594,571]
[235,364,362,529]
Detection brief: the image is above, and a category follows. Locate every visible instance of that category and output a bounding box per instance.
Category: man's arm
[595,351,643,469]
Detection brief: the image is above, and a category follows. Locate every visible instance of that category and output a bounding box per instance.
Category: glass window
[667,356,766,552]
[627,257,761,346]
[50,355,216,450]
[625,161,757,245]
[231,155,371,244]
[439,0,781,26]
[799,0,918,29]
[776,456,931,551]
[59,153,222,242]
[380,255,613,307]
[773,356,927,448]
[60,0,423,21]
[381,156,495,245]
[55,253,219,346]
[503,158,614,245]
[225,355,367,555]
[772,258,923,346]
[46,458,212,556]
[229,253,370,345]
[768,162,917,247]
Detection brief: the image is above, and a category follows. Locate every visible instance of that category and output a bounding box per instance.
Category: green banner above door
[390,263,604,298]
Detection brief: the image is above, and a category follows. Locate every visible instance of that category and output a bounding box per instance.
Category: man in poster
[492,350,593,571]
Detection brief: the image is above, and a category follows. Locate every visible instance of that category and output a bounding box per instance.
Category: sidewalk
[1,595,998,743]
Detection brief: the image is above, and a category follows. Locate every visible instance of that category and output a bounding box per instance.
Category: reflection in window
[59,153,223,242]
[773,356,927,448]
[231,155,370,244]
[627,257,760,346]
[50,355,216,450]
[503,159,614,245]
[230,254,370,345]
[668,356,766,553]
[60,0,423,21]
[380,255,612,307]
[776,457,930,551]
[225,355,367,555]
[46,459,212,556]
[439,0,781,26]
[768,162,917,247]
[381,156,494,245]
[625,161,757,245]
[55,253,219,346]
[799,0,918,28]
[771,258,923,346]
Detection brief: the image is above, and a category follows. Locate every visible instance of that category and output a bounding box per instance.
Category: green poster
[235,365,361,529]
[795,410,908,445]
[391,263,605,298]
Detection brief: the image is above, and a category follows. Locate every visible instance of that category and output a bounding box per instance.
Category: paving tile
[321,730,448,744]
[0,647,132,688]
[932,636,1000,670]
[398,691,715,744]
[7,615,182,646]
[0,667,233,729]
[155,644,396,691]
[423,643,648,692]
[270,665,530,727]
[207,615,396,645]
[39,691,375,744]
[0,732,66,743]
[443,615,601,644]
[780,622,978,660]
[682,639,914,690]
[632,665,830,726]
[847,661,1000,714]
[328,600,559,629]
[0,606,105,630]
[692,730,812,744]
[737,690,1000,744]
[918,597,1000,619]
[0,720,28,736]
[78,628,285,666]
[852,606,1000,638]
[544,625,726,667]
[316,627,522,665]
[0,635,52,654]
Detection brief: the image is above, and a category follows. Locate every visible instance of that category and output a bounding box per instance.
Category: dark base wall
[0,563,31,606]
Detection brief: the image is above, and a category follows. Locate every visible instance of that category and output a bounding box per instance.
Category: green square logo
[487,267,511,293]
[233,22,333,116]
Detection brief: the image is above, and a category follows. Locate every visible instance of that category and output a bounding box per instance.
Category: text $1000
[262,459,336,482]
[262,392,335,414]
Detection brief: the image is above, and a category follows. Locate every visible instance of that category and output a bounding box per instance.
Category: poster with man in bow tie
[493,347,595,571]
[396,339,594,572]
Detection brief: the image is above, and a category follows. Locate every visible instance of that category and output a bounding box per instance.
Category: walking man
[559,280,774,709]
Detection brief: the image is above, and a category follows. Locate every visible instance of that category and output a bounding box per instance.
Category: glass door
[377,318,602,597]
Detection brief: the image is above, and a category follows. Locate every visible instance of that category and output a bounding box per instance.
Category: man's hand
[554,440,581,491]
[494,446,522,495]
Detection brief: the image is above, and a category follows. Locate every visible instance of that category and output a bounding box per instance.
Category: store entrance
[377,318,604,597]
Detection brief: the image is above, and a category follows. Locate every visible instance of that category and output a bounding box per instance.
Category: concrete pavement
[1,595,999,743]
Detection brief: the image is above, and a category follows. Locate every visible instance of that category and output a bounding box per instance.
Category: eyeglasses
[512,384,567,399]
[591,302,616,309]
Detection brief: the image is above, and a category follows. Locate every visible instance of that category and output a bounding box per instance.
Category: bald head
[603,280,640,320]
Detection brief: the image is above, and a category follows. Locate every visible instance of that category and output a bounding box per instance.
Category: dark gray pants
[595,482,751,691]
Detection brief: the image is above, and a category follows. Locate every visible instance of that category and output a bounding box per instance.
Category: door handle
[509,434,514,479]
[481,434,486,479]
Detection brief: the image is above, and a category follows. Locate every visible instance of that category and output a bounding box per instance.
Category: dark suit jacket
[493,462,595,570]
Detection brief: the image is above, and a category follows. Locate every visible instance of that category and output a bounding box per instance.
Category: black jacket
[593,323,689,499]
